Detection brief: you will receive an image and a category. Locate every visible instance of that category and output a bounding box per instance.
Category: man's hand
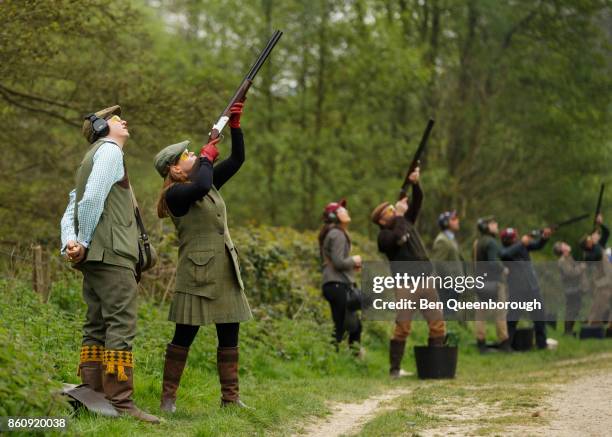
[408,167,420,184]
[397,232,410,245]
[200,137,221,163]
[64,240,77,261]
[352,255,362,269]
[596,213,603,225]
[66,242,86,264]
[229,101,245,129]
[592,230,601,244]
[542,227,552,239]
[395,198,408,216]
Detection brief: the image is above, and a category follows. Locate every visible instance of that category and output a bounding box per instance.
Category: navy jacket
[500,237,548,299]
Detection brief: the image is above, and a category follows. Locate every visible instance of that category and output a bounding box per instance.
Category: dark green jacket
[432,231,464,278]
[474,233,505,282]
[171,185,244,298]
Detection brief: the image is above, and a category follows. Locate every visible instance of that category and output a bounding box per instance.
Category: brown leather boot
[160,343,189,413]
[217,347,251,408]
[78,344,105,393]
[103,350,160,423]
[389,339,406,378]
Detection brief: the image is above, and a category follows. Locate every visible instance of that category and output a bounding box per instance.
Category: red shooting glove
[229,101,244,129]
[200,137,221,163]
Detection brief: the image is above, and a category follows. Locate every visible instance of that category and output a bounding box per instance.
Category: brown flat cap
[371,201,390,224]
[82,105,121,143]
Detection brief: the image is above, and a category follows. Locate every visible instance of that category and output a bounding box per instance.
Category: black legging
[322,282,362,345]
[171,323,239,348]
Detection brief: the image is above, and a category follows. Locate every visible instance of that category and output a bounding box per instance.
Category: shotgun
[399,119,434,200]
[208,30,283,142]
[593,183,605,232]
[529,213,589,238]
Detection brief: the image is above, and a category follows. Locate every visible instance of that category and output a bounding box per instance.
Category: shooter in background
[431,210,465,318]
[580,214,611,327]
[500,227,553,349]
[553,241,588,335]
[371,167,446,379]
[473,216,512,353]
[319,199,364,357]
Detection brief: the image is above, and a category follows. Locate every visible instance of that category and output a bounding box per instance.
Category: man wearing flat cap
[473,216,510,353]
[432,210,465,317]
[59,105,159,423]
[580,214,612,328]
[371,168,446,379]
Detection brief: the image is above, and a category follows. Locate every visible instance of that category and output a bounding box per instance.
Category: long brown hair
[318,221,351,261]
[156,169,189,218]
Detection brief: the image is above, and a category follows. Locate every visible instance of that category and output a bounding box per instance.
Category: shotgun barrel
[529,213,589,237]
[593,183,605,231]
[398,118,435,200]
[208,30,283,141]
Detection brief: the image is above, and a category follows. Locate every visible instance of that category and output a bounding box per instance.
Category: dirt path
[511,372,612,437]
[294,353,612,436]
[422,355,612,437]
[294,388,411,437]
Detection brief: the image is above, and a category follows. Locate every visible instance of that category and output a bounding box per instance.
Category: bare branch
[0,89,81,128]
[0,83,79,111]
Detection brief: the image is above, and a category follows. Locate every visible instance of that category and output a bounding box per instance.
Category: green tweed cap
[154,140,190,178]
[82,105,121,143]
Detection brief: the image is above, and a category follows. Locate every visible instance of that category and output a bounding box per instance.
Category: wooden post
[31,244,50,302]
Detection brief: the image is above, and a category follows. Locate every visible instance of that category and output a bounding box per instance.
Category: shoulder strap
[128,185,152,270]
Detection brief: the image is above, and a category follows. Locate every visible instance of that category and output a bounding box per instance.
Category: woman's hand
[352,255,362,270]
[229,101,245,129]
[200,137,221,163]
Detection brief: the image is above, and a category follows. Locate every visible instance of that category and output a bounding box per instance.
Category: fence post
[31,244,50,302]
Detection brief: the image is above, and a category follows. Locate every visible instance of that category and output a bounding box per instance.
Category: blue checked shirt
[60,140,125,253]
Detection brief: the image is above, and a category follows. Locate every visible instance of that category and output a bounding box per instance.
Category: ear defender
[85,113,110,140]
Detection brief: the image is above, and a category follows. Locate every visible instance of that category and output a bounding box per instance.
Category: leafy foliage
[1,0,610,252]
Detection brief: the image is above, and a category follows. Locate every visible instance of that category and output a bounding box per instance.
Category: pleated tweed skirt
[169,249,252,325]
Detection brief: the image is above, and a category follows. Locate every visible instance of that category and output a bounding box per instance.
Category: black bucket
[512,328,534,351]
[579,326,605,339]
[414,346,458,379]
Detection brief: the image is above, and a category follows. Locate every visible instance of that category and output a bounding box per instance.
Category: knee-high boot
[78,344,105,393]
[217,347,251,408]
[103,350,160,423]
[160,343,189,413]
